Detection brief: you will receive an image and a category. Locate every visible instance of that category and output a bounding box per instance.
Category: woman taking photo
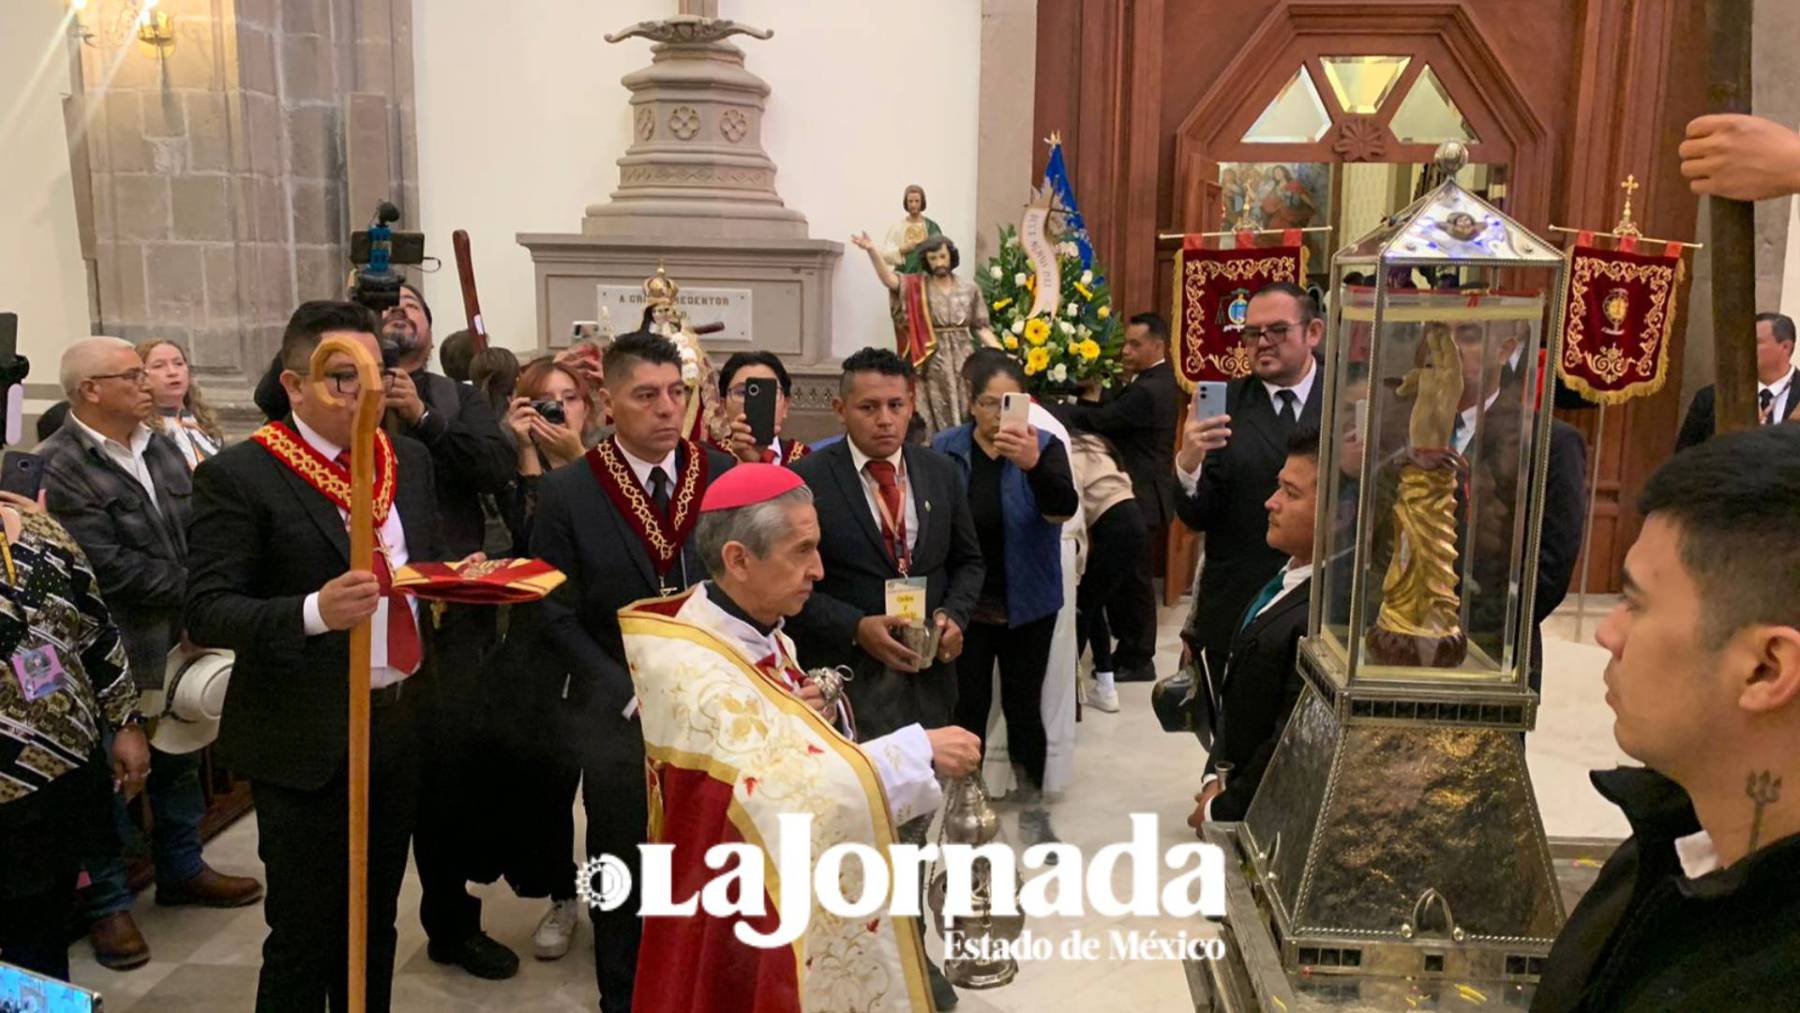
[494,355,600,961]
[931,356,1078,848]
[138,340,224,467]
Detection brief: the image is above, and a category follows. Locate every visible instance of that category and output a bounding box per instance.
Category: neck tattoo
[1746,770,1783,853]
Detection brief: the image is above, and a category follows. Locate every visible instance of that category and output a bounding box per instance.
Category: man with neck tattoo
[1535,424,1800,1011]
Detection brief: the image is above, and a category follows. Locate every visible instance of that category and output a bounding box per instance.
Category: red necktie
[863,459,907,568]
[336,452,421,673]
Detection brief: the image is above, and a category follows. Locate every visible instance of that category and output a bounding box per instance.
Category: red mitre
[699,463,804,512]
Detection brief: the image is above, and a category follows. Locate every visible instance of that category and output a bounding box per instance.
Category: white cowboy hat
[150,648,233,755]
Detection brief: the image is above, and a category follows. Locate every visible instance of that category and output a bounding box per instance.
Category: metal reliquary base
[1184,637,1601,1010]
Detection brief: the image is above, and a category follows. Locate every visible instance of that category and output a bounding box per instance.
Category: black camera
[532,399,567,426]
[349,202,424,314]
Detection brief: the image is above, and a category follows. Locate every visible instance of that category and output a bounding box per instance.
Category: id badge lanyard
[871,475,912,575]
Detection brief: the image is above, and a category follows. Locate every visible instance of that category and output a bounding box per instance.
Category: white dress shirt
[69,412,159,508]
[1761,371,1796,423]
[847,440,919,556]
[616,437,679,498]
[687,583,942,826]
[1177,357,1317,494]
[1452,388,1504,456]
[294,416,418,688]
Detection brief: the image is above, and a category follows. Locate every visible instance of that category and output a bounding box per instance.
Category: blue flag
[1043,142,1094,270]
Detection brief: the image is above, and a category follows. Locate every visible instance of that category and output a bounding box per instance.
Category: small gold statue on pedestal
[1367,322,1470,667]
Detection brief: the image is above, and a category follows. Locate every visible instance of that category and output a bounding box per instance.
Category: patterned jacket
[0,509,133,802]
[39,418,193,690]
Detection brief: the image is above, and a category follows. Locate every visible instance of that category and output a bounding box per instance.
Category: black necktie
[1760,388,1775,423]
[649,466,671,522]
[1276,389,1298,427]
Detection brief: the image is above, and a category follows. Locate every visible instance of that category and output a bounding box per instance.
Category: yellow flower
[1024,273,1037,292]
[992,297,1013,312]
[1096,305,1111,320]
[1025,346,1051,375]
[1003,335,1019,350]
[1079,339,1100,361]
[1074,282,1094,300]
[1024,317,1051,345]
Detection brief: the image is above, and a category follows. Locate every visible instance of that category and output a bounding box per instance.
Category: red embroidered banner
[391,557,566,604]
[584,438,709,576]
[1172,235,1302,388]
[1558,240,1681,405]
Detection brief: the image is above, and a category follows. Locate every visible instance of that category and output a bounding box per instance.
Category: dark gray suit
[1676,367,1799,452]
[788,440,984,740]
[1200,576,1309,822]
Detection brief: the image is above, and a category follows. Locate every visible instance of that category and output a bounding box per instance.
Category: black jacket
[183,429,443,791]
[1676,367,1799,452]
[39,419,193,690]
[1534,767,1800,1011]
[787,440,984,740]
[1070,359,1182,531]
[1199,574,1309,822]
[254,355,513,557]
[527,442,734,768]
[1174,372,1323,670]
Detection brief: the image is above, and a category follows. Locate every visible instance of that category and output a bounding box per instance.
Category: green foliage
[975,225,1123,394]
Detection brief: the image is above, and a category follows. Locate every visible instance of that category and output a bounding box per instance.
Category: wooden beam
[1705,0,1759,435]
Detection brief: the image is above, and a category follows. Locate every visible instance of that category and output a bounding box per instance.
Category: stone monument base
[518,231,846,438]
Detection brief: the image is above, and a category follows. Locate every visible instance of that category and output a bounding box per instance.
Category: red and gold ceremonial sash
[1558,235,1681,405]
[1172,232,1302,389]
[780,439,810,466]
[390,557,566,604]
[248,421,397,523]
[584,438,708,576]
[894,271,937,368]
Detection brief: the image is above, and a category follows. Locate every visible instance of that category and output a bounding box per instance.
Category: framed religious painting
[1216,161,1334,273]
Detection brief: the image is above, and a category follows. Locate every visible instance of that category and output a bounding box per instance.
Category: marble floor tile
[65,595,1627,1011]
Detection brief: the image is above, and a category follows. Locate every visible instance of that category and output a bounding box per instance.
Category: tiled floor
[65,596,1630,1011]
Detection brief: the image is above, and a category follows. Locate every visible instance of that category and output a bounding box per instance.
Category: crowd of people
[1,123,1799,1006]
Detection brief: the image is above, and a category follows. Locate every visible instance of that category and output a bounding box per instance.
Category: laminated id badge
[11,644,67,702]
[884,576,928,622]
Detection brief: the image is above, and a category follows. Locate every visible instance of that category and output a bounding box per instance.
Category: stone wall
[73,0,416,412]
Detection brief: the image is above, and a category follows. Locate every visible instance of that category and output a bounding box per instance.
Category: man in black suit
[1069,312,1182,683]
[788,348,985,741]
[1450,324,1587,694]
[529,331,734,1013]
[185,301,444,1013]
[1187,426,1319,829]
[1676,311,1799,451]
[787,346,983,1012]
[1176,283,1324,678]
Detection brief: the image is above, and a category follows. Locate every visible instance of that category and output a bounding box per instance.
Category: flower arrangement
[977,225,1122,394]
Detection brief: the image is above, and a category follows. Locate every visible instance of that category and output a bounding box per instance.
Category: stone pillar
[74,0,416,416]
[975,0,1038,263]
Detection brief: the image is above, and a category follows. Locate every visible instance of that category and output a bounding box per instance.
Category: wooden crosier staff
[305,336,384,1013]
[1705,0,1758,434]
[452,230,489,354]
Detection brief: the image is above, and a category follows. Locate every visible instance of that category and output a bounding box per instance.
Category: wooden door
[1035,0,1708,594]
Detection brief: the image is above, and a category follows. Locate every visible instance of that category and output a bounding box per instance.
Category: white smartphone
[1191,381,1227,419]
[1000,391,1030,426]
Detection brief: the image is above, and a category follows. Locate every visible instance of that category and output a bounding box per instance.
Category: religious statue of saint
[852,231,1000,435]
[881,184,942,274]
[639,264,724,443]
[1367,322,1469,667]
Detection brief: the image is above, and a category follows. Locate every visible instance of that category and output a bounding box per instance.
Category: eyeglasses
[324,370,399,396]
[972,396,1005,411]
[1239,321,1305,345]
[89,368,148,386]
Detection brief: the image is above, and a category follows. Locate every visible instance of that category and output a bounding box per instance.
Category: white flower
[1006,233,1019,248]
[1064,302,1078,317]
[1081,269,1094,286]
[1059,320,1075,335]
[1060,241,1079,258]
[990,265,1002,279]
[1014,272,1028,286]
[1050,363,1069,383]
[1076,324,1090,338]
[1010,318,1025,336]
